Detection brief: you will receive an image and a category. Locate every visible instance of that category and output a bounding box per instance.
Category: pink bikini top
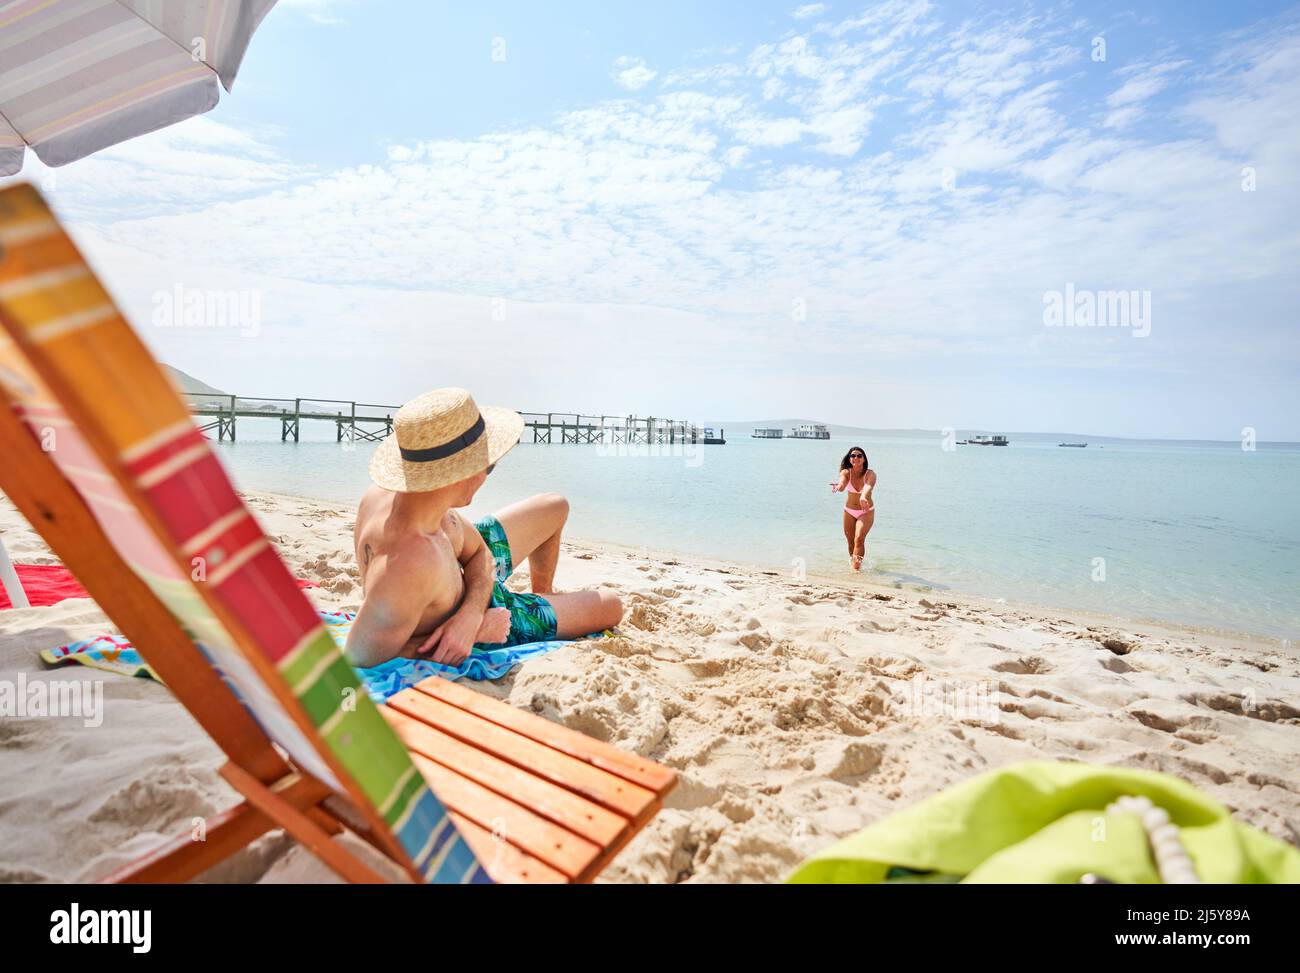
[845,472,869,494]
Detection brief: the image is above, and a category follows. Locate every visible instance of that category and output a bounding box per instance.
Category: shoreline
[575,533,1293,655]
[242,488,1294,652]
[2,490,1298,883]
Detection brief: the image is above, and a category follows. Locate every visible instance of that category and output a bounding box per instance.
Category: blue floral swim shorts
[474,515,558,645]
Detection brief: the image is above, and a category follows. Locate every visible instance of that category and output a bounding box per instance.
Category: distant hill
[163,364,236,411]
[164,365,226,396]
[161,367,326,417]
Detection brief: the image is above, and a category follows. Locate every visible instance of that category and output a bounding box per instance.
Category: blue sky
[8,0,1300,439]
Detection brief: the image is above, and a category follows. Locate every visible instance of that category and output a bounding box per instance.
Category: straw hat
[369,388,524,493]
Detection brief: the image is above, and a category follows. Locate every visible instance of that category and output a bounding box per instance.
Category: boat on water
[752,428,784,439]
[703,427,726,445]
[789,423,830,440]
[1059,442,1088,448]
[960,434,1010,446]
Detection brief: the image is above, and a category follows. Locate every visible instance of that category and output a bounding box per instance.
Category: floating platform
[789,423,830,440]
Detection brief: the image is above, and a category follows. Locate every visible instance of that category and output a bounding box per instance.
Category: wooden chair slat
[449,814,568,885]
[383,708,628,846]
[416,676,677,795]
[409,753,600,879]
[388,688,656,819]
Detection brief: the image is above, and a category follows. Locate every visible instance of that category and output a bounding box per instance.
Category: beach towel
[1,564,319,610]
[320,610,579,700]
[0,564,96,609]
[42,609,582,700]
[788,760,1300,884]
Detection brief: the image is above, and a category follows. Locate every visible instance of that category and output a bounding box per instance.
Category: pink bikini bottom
[845,505,874,520]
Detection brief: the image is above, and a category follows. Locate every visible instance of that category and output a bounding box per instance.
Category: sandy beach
[1,490,1297,884]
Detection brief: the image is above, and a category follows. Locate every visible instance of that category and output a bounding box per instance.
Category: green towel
[788,760,1300,884]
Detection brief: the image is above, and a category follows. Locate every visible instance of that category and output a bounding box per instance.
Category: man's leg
[540,590,624,639]
[494,493,569,594]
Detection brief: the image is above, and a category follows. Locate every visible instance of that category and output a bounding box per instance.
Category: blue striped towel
[44,610,576,701]
[319,610,573,701]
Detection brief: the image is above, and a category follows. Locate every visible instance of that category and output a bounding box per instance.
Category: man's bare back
[355,486,468,656]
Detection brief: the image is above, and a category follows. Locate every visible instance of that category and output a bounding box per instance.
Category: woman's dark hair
[840,447,869,473]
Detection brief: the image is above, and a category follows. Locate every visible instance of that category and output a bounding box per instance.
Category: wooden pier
[519,413,710,445]
[183,396,718,447]
[184,394,396,444]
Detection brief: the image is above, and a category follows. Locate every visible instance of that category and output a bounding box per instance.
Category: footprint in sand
[990,655,1054,675]
[1126,702,1213,734]
[0,718,44,749]
[87,767,215,834]
[825,741,885,781]
[1181,691,1300,724]
[857,620,897,633]
[627,601,666,632]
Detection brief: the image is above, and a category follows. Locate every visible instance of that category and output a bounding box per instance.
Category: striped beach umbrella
[0,0,277,176]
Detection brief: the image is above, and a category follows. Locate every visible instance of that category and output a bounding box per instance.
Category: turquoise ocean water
[211,425,1299,642]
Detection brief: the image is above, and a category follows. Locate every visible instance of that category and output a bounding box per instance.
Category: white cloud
[1103,59,1189,128]
[612,56,659,91]
[1108,60,1187,107]
[792,4,828,20]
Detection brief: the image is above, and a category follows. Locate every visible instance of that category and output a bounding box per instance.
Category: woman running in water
[830,446,876,571]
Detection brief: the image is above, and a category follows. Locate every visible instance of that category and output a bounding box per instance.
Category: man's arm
[414,515,498,666]
[457,517,495,620]
[344,543,438,668]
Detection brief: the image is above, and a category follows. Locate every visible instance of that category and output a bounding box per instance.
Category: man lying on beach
[344,388,623,668]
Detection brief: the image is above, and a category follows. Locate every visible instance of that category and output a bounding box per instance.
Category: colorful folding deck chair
[0,184,675,883]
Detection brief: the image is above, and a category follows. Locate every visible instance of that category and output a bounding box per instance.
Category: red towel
[0,564,88,608]
[0,563,319,610]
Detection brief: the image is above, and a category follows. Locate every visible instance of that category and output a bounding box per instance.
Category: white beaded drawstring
[1106,795,1201,884]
